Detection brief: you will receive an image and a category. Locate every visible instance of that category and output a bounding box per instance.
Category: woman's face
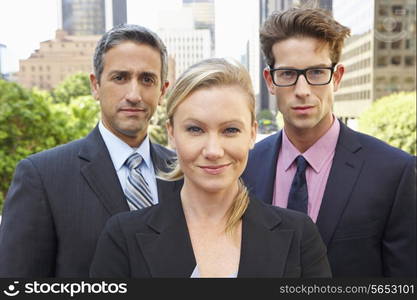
[167,85,257,194]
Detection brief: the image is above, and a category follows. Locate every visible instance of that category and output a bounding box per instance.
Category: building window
[392,5,406,16]
[376,76,386,84]
[378,41,387,49]
[31,66,35,71]
[405,77,414,84]
[393,22,402,33]
[377,22,387,33]
[377,56,387,67]
[391,40,402,49]
[391,56,401,65]
[21,66,25,71]
[405,56,415,66]
[379,5,389,16]
[391,76,399,84]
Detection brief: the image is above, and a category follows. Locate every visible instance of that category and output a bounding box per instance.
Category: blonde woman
[90,58,331,278]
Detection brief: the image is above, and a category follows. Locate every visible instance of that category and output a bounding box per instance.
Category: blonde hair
[162,58,256,234]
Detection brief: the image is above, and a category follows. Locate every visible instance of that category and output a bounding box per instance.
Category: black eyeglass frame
[269,63,337,87]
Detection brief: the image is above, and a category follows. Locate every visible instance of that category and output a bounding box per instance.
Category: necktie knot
[125,153,143,170]
[295,155,308,173]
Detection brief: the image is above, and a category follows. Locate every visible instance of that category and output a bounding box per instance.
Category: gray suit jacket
[0,126,176,277]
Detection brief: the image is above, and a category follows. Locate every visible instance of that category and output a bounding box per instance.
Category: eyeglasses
[269,63,337,87]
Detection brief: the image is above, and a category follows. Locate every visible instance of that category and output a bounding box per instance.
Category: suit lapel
[238,199,294,277]
[136,181,196,277]
[246,132,282,204]
[79,126,129,215]
[316,121,364,246]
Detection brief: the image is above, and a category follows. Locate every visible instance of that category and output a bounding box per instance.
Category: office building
[333,0,416,121]
[18,30,99,90]
[159,29,212,80]
[183,0,215,55]
[59,0,127,36]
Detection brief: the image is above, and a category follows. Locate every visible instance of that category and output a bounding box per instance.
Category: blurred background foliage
[359,91,416,156]
[0,75,415,210]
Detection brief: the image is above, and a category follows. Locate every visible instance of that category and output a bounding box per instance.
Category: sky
[0,0,255,73]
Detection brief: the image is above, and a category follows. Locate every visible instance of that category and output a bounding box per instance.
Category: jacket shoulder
[252,132,280,153]
[26,136,86,163]
[151,143,176,160]
[355,130,412,160]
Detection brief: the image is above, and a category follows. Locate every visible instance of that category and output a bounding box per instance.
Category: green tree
[52,72,92,104]
[256,109,275,121]
[0,80,99,210]
[358,91,416,155]
[149,98,168,146]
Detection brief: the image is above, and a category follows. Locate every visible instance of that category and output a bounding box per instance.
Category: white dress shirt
[98,121,159,205]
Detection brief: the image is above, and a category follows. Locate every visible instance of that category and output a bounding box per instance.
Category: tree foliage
[149,98,169,147]
[0,79,99,210]
[358,91,416,155]
[256,109,275,121]
[52,72,92,104]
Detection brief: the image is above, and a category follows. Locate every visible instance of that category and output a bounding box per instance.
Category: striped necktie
[124,153,154,210]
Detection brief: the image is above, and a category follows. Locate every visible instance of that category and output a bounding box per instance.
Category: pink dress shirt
[272,118,340,222]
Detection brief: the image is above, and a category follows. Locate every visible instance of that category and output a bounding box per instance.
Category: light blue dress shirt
[98,121,159,206]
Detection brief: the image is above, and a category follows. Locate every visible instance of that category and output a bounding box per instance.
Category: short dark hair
[260,7,351,67]
[93,24,168,84]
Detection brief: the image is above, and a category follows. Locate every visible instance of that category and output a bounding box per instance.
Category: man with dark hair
[242,7,416,277]
[0,24,176,277]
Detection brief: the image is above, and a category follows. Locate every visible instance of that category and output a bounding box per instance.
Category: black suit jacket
[90,182,331,278]
[242,120,416,277]
[0,126,176,277]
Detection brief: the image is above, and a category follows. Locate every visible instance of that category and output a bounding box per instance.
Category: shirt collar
[98,121,152,171]
[281,116,340,173]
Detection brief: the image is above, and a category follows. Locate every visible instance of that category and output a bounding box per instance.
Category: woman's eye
[224,127,241,135]
[186,126,203,134]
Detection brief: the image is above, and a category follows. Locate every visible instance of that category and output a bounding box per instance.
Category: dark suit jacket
[0,126,176,277]
[242,120,416,277]
[89,182,331,278]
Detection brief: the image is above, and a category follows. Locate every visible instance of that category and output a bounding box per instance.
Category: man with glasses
[242,7,416,277]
